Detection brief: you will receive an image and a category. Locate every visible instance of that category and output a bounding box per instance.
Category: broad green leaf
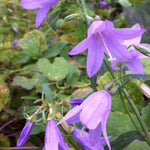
[42,39,69,58]
[124,140,150,150]
[37,57,69,81]
[18,30,46,59]
[30,123,46,135]
[13,76,39,90]
[107,112,141,137]
[66,62,81,86]
[141,103,150,129]
[0,84,9,111]
[129,0,144,5]
[105,131,141,150]
[42,85,53,103]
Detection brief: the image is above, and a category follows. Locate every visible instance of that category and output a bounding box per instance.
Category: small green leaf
[13,76,39,90]
[42,85,53,103]
[66,62,81,86]
[37,57,69,81]
[42,40,68,58]
[18,30,46,59]
[118,0,132,7]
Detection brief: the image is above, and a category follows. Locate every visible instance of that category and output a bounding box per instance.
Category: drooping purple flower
[70,99,84,106]
[11,39,18,48]
[72,128,111,150]
[43,120,69,150]
[58,90,112,150]
[17,121,34,147]
[20,0,59,28]
[69,20,144,78]
[12,27,18,33]
[100,1,109,7]
[111,23,148,74]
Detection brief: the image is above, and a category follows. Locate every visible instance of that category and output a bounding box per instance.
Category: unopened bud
[103,79,115,90]
[109,85,119,95]
[139,83,150,98]
[61,122,74,132]
[134,45,150,57]
[65,13,83,21]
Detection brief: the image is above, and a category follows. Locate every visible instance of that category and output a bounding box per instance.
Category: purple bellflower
[12,27,18,33]
[69,20,145,78]
[20,0,59,28]
[11,39,18,49]
[100,1,109,7]
[72,128,111,150]
[58,90,112,150]
[70,99,84,106]
[43,120,69,150]
[111,23,147,74]
[17,121,34,147]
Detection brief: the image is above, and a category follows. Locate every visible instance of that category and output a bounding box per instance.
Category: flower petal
[80,90,110,129]
[123,23,142,46]
[20,0,50,9]
[68,37,90,55]
[89,123,102,146]
[102,30,132,62]
[35,4,51,28]
[57,106,81,125]
[124,58,144,74]
[86,37,104,78]
[112,28,145,40]
[45,120,59,150]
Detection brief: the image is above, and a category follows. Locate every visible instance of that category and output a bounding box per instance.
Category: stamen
[77,127,85,139]
[99,32,116,62]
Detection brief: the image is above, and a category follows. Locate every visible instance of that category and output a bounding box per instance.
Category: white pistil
[77,127,85,139]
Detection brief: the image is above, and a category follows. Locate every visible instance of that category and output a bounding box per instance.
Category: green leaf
[141,58,150,74]
[104,131,141,150]
[42,85,53,103]
[107,112,141,137]
[13,76,39,90]
[141,103,150,129]
[18,30,46,59]
[30,123,46,135]
[0,84,9,111]
[118,0,132,7]
[129,0,144,5]
[37,57,69,81]
[66,62,81,86]
[124,140,150,150]
[42,40,68,58]
[97,72,113,90]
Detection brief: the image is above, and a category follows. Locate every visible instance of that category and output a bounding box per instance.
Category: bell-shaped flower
[43,119,69,150]
[72,128,111,150]
[17,121,34,147]
[69,20,144,78]
[111,23,148,74]
[20,0,59,28]
[58,90,111,150]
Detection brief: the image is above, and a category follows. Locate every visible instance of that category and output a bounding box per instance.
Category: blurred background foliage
[1,0,150,149]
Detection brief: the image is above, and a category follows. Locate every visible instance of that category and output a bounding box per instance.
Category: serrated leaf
[0,84,9,111]
[42,40,69,58]
[37,57,69,81]
[18,30,46,59]
[104,131,141,150]
[13,76,39,90]
[42,85,53,103]
[66,62,81,86]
